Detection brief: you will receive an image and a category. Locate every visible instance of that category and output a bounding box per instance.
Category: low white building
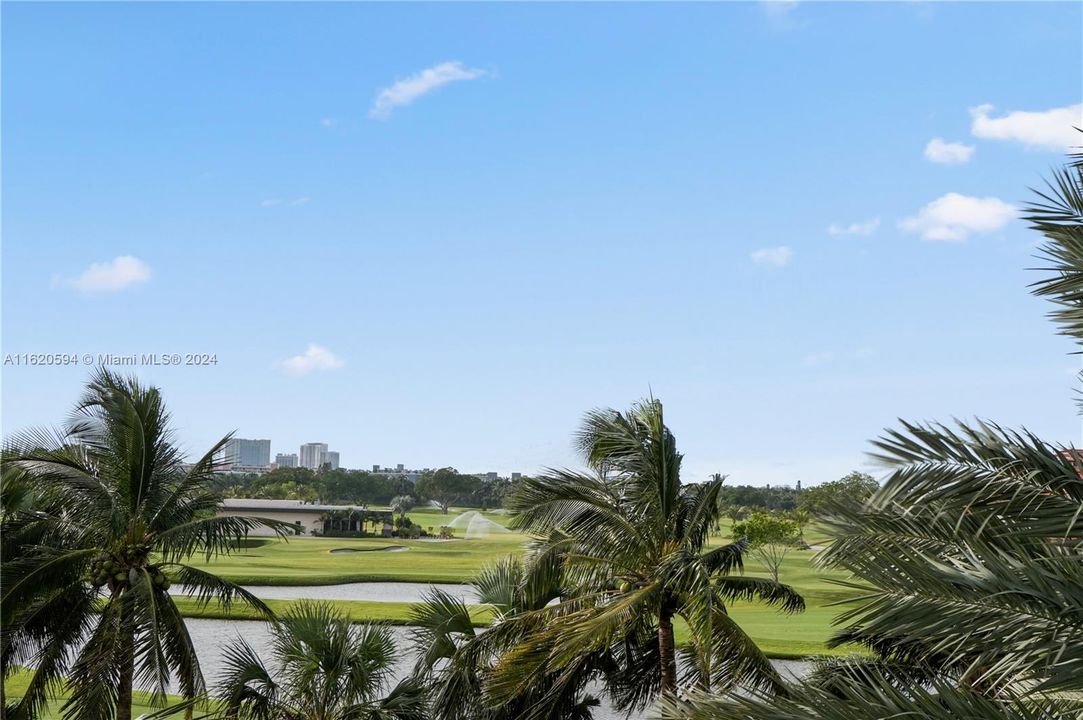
[216,498,391,536]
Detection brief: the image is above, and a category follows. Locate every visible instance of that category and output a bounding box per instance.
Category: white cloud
[750,246,792,267]
[369,61,487,120]
[828,218,880,236]
[899,192,1015,242]
[368,61,487,118]
[762,1,799,22]
[924,138,975,164]
[801,351,834,367]
[279,344,345,376]
[970,103,1082,150]
[320,117,338,128]
[61,256,152,293]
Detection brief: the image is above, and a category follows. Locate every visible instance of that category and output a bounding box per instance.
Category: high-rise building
[299,443,328,470]
[323,451,340,470]
[221,438,270,469]
[276,453,299,468]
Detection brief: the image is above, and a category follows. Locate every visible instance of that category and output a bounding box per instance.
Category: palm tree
[1,369,289,720]
[215,601,426,720]
[661,137,1083,720]
[410,554,603,720]
[1,460,98,719]
[663,420,1083,720]
[492,400,803,708]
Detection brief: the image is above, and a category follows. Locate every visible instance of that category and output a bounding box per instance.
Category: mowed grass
[180,513,858,658]
[3,668,204,719]
[184,508,524,584]
[171,595,496,626]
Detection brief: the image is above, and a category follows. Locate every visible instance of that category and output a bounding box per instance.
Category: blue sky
[3,2,1081,485]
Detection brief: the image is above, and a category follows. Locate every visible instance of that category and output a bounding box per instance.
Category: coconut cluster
[84,551,171,591]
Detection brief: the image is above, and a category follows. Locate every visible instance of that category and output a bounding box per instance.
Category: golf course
[180,507,856,659]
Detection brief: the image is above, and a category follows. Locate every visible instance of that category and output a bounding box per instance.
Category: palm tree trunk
[117,624,135,720]
[658,609,678,697]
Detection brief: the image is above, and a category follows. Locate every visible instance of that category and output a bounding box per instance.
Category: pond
[177,618,811,720]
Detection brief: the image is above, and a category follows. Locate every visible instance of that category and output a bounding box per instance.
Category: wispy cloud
[899,192,1015,242]
[319,117,338,128]
[369,61,487,120]
[56,256,152,294]
[828,218,880,236]
[762,0,800,23]
[970,103,1082,150]
[924,138,975,164]
[750,246,793,267]
[279,344,345,376]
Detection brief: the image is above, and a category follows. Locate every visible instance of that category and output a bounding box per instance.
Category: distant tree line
[216,463,879,516]
[214,465,525,511]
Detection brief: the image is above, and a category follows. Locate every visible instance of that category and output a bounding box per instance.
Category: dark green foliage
[1,370,289,720]
[215,601,426,720]
[494,400,803,709]
[797,471,878,516]
[415,468,481,514]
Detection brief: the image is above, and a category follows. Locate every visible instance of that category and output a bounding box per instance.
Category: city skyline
[2,2,1081,487]
[225,438,518,481]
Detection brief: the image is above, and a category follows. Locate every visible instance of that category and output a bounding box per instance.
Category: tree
[410,556,602,720]
[474,475,512,509]
[416,468,478,514]
[662,137,1083,720]
[730,513,800,582]
[665,421,1083,720]
[498,400,804,706]
[784,508,811,542]
[216,601,426,720]
[797,471,878,516]
[722,504,748,525]
[1,369,288,720]
[390,494,416,517]
[249,466,321,501]
[719,486,800,512]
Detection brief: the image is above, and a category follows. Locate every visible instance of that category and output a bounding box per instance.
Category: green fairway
[188,533,530,584]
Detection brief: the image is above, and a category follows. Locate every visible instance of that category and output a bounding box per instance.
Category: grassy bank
[3,669,203,720]
[171,595,495,626]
